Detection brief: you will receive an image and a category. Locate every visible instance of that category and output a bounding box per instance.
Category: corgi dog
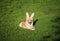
[19,12,35,30]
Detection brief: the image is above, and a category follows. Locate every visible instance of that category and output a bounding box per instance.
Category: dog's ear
[31,12,34,18]
[26,12,29,17]
[26,12,29,20]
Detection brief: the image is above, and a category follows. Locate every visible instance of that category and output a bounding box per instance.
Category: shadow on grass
[51,17,60,41]
[41,35,51,41]
[40,17,60,41]
[33,19,38,26]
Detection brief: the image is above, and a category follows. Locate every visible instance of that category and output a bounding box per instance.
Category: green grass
[0,0,60,41]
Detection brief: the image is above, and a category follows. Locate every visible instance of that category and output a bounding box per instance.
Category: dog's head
[26,12,34,24]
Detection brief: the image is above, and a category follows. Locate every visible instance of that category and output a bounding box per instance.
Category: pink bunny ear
[31,12,34,18]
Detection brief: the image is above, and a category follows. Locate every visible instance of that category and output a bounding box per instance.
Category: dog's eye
[26,19,33,22]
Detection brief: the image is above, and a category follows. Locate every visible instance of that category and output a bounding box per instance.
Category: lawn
[0,0,60,41]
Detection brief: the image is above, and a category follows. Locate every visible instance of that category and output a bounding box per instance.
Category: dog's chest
[26,23,33,28]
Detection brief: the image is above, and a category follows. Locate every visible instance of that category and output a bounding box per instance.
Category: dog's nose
[29,22,32,24]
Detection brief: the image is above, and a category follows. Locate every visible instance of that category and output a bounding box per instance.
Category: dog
[19,12,35,30]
